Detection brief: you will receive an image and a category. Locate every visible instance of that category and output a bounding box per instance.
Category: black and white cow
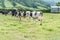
[10,9,17,16]
[26,11,31,21]
[0,9,10,15]
[25,11,43,25]
[31,11,43,25]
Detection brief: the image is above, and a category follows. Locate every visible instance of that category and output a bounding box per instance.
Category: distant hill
[0,0,54,10]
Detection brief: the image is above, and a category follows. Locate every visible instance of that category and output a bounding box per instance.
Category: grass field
[0,13,60,40]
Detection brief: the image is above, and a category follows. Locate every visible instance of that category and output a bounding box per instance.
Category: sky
[43,0,60,6]
[53,0,60,2]
[43,0,60,2]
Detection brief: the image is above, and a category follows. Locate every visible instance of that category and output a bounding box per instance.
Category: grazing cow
[31,11,43,25]
[3,10,10,16]
[24,11,43,25]
[0,9,10,15]
[19,11,26,21]
[0,10,4,14]
[11,9,17,16]
[18,11,31,21]
[26,11,31,21]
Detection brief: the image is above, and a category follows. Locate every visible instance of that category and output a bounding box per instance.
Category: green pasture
[0,13,60,40]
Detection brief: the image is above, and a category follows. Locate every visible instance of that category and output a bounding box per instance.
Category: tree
[56,2,60,6]
[56,2,60,13]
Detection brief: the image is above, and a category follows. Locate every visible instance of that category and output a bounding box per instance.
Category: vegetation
[0,0,50,10]
[56,2,60,6]
[0,13,60,40]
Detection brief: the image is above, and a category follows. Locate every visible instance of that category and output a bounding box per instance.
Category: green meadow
[0,13,60,40]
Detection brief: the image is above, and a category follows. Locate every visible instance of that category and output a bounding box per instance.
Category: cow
[7,9,17,16]
[0,9,10,15]
[19,11,26,21]
[31,11,43,25]
[0,10,4,14]
[25,11,43,25]
[26,11,31,21]
[3,9,10,16]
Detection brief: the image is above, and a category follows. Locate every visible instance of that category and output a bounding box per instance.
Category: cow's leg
[16,11,19,17]
[5,12,8,16]
[28,16,30,21]
[16,13,18,17]
[12,13,14,16]
[19,16,22,21]
[19,16,22,23]
[40,19,42,25]
[33,18,36,24]
[38,19,42,25]
[26,14,30,21]
[38,16,42,25]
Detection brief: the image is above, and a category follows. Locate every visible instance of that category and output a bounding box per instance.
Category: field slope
[0,0,50,10]
[0,13,60,40]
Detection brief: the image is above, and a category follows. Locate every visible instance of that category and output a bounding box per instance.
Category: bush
[41,9,51,13]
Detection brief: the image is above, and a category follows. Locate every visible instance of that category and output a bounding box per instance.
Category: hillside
[0,0,51,10]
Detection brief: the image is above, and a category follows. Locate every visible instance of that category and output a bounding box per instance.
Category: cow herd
[0,9,43,25]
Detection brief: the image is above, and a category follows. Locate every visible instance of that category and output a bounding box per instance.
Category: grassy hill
[0,0,50,10]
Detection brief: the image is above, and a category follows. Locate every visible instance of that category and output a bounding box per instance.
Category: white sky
[43,0,60,2]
